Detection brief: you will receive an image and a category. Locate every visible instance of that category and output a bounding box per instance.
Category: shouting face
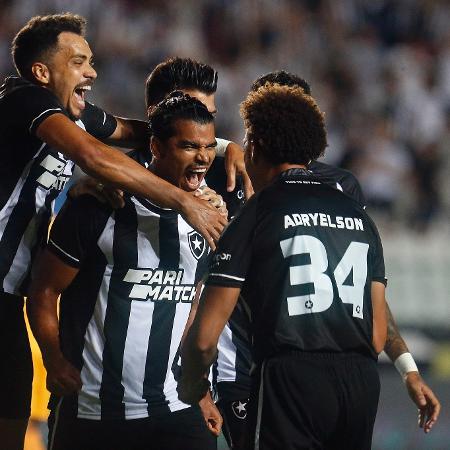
[45,31,97,119]
[151,119,216,192]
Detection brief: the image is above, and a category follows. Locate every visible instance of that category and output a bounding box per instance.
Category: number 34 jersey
[206,168,386,364]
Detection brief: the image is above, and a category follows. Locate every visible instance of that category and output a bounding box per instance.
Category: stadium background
[0,0,449,448]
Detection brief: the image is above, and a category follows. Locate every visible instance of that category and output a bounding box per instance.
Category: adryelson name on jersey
[284,212,364,231]
[123,268,196,303]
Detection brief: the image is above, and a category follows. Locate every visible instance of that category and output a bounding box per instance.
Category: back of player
[241,171,385,450]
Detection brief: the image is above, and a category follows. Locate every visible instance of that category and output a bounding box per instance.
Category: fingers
[226,163,237,193]
[420,386,441,433]
[206,418,222,436]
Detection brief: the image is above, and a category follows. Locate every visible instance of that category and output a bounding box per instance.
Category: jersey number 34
[280,235,369,319]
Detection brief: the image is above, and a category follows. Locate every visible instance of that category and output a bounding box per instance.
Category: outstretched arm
[384,303,441,433]
[37,114,227,249]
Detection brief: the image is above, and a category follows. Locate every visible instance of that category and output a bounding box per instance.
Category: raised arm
[104,117,149,150]
[37,114,227,249]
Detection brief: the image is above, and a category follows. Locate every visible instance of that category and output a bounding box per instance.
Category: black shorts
[216,397,249,450]
[247,352,380,450]
[0,292,33,419]
[48,405,217,450]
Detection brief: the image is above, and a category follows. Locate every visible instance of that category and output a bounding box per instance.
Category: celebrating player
[27,93,221,450]
[0,14,227,449]
[180,83,388,449]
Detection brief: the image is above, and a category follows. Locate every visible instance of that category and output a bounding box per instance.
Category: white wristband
[215,138,232,157]
[394,353,418,378]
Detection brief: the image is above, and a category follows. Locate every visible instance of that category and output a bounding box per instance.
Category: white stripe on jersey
[162,216,196,412]
[216,323,238,383]
[48,238,80,263]
[29,108,62,133]
[121,210,158,418]
[0,146,44,294]
[77,247,113,419]
[122,298,155,418]
[209,273,245,282]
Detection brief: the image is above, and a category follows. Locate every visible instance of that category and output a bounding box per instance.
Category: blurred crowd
[1,0,450,231]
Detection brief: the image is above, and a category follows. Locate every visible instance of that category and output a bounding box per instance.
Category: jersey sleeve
[47,195,110,268]
[10,85,67,136]
[81,102,117,139]
[367,215,387,285]
[206,195,258,288]
[344,173,366,208]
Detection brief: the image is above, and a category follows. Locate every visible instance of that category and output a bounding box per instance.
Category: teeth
[190,168,206,173]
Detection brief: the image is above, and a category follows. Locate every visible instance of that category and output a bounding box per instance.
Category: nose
[196,147,210,163]
[85,64,97,81]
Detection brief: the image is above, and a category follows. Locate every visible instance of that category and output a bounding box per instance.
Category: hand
[180,194,228,251]
[194,186,228,218]
[405,371,441,433]
[68,176,125,209]
[45,354,82,397]
[199,392,223,436]
[177,375,210,406]
[224,142,254,199]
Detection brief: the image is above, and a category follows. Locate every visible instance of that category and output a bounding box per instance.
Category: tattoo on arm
[384,302,409,362]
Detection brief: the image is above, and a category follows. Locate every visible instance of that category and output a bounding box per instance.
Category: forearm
[26,293,63,366]
[182,332,217,385]
[104,117,149,150]
[384,302,409,361]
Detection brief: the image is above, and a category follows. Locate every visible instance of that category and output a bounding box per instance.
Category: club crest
[188,230,206,260]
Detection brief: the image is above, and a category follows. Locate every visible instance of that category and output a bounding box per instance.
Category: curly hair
[240,83,327,165]
[12,13,86,81]
[145,57,218,109]
[251,70,312,95]
[149,91,214,141]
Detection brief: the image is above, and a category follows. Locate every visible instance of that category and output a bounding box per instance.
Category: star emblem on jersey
[231,400,247,419]
[305,299,313,309]
[188,230,206,260]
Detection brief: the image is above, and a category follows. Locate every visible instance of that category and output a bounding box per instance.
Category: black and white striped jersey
[207,169,386,367]
[47,183,210,420]
[213,162,368,401]
[0,76,116,296]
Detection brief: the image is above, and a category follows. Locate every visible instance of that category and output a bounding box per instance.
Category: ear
[150,136,164,160]
[31,62,51,85]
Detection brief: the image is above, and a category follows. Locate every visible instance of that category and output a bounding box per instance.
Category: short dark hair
[145,57,218,109]
[12,13,86,81]
[251,70,311,95]
[149,91,214,141]
[240,84,327,165]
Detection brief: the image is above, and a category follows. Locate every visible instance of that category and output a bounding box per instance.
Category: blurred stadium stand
[1,1,448,449]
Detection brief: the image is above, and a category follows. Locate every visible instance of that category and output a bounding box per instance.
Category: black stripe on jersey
[99,201,138,419]
[0,159,43,292]
[143,211,179,414]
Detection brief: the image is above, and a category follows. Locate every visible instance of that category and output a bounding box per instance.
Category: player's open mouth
[73,85,91,111]
[185,167,207,190]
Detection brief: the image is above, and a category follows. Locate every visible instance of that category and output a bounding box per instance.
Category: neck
[255,163,307,193]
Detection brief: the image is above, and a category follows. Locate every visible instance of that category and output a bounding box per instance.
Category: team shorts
[247,352,380,450]
[0,292,33,419]
[216,397,249,450]
[48,405,217,450]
